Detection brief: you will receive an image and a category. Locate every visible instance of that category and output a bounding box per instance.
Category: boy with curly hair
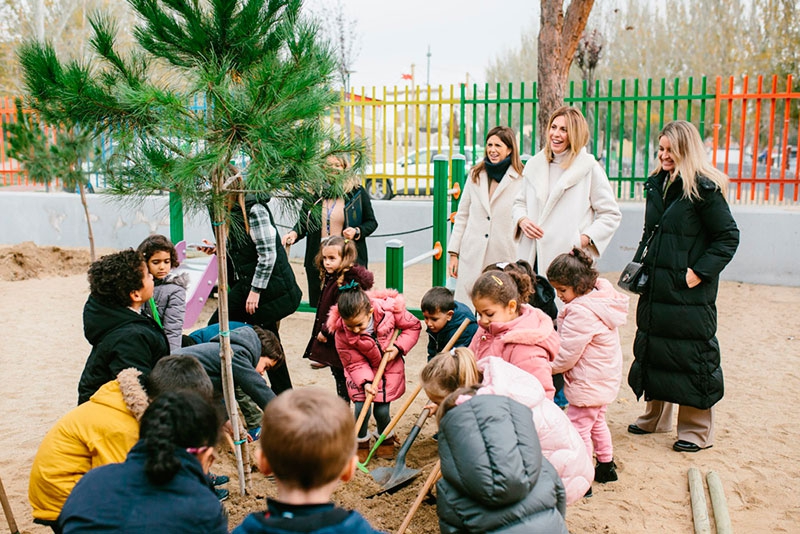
[77,249,169,404]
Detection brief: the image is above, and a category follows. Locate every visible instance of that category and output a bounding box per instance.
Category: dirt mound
[0,242,94,281]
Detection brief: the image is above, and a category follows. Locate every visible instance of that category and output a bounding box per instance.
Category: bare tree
[537,0,595,144]
[315,0,361,93]
[574,28,603,97]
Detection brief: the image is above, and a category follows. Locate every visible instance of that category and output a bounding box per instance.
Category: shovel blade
[371,466,422,496]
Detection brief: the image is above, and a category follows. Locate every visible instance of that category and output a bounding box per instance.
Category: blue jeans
[354,401,391,439]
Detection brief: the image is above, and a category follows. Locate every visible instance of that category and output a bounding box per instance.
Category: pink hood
[477,357,593,505]
[327,289,421,402]
[552,278,629,407]
[469,304,560,399]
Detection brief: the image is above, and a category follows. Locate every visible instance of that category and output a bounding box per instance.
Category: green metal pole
[385,239,404,293]
[450,154,466,217]
[432,155,449,287]
[169,192,184,244]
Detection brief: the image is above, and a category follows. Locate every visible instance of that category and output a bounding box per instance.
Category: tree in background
[574,28,603,98]
[16,0,363,493]
[313,0,361,93]
[537,0,595,145]
[5,100,98,260]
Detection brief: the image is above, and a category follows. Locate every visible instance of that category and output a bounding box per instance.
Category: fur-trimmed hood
[112,368,150,421]
[157,271,190,289]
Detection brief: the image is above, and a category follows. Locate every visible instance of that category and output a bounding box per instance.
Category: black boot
[594,460,618,483]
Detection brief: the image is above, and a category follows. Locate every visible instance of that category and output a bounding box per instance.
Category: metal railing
[3,76,799,204]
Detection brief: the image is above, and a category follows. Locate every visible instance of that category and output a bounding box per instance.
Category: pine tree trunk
[212,198,248,496]
[537,0,595,148]
[77,182,96,262]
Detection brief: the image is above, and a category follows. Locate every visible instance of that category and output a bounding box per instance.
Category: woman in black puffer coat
[627,121,739,453]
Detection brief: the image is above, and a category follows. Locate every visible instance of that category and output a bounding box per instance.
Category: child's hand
[364,382,377,396]
[316,332,328,343]
[384,344,399,361]
[424,402,439,415]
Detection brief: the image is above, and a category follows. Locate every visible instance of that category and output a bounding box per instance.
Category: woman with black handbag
[627,121,739,453]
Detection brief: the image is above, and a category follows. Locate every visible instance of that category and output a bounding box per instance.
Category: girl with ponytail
[59,391,227,534]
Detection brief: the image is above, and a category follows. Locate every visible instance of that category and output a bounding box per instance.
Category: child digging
[547,248,629,487]
[327,284,421,461]
[233,388,384,534]
[302,235,374,402]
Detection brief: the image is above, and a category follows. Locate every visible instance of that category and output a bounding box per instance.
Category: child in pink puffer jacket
[547,248,629,488]
[327,285,421,460]
[468,270,561,399]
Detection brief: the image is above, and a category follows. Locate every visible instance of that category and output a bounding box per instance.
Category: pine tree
[5,99,98,261]
[16,0,363,494]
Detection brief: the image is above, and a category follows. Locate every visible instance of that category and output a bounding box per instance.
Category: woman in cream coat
[512,107,621,276]
[448,126,524,305]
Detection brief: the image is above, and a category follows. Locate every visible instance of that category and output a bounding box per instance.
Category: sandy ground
[1,243,799,533]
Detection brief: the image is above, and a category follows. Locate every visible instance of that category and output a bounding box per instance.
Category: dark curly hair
[140,390,219,486]
[88,249,147,307]
[546,247,598,296]
[481,260,535,303]
[137,234,180,269]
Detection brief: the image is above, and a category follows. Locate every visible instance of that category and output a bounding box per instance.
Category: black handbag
[618,261,648,294]
[618,224,658,294]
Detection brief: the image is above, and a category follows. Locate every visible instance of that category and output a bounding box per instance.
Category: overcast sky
[305,0,539,90]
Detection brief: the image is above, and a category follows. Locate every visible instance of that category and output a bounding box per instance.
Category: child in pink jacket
[469,270,560,399]
[327,285,421,460]
[547,248,629,486]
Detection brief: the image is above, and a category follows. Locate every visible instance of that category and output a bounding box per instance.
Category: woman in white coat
[448,126,524,305]
[512,107,621,276]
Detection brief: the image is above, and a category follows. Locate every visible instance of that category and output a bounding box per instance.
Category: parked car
[364,146,484,200]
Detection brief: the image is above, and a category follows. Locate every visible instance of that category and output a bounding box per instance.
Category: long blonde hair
[420,348,482,401]
[543,106,589,169]
[653,120,729,200]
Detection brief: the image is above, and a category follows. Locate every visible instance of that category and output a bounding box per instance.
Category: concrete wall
[1,192,798,286]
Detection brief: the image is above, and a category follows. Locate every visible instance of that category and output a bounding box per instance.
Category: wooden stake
[0,475,20,534]
[706,471,733,534]
[397,460,441,534]
[688,467,711,534]
[354,330,401,436]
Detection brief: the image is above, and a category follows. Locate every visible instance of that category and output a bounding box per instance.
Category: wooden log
[706,471,733,534]
[688,467,712,534]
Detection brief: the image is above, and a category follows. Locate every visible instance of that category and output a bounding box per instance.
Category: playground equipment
[384,154,466,300]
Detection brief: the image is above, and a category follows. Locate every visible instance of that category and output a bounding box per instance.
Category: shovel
[353,330,401,437]
[358,317,473,472]
[369,407,432,495]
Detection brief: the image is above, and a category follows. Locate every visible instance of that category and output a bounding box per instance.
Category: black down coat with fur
[629,171,739,410]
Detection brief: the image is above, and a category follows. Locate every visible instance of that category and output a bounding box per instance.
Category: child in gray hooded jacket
[436,387,568,534]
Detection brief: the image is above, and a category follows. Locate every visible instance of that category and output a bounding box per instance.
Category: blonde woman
[282,155,378,308]
[448,126,524,305]
[627,121,739,453]
[512,106,621,275]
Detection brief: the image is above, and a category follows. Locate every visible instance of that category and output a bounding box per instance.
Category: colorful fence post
[432,155,448,287]
[169,192,184,244]
[385,239,404,293]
